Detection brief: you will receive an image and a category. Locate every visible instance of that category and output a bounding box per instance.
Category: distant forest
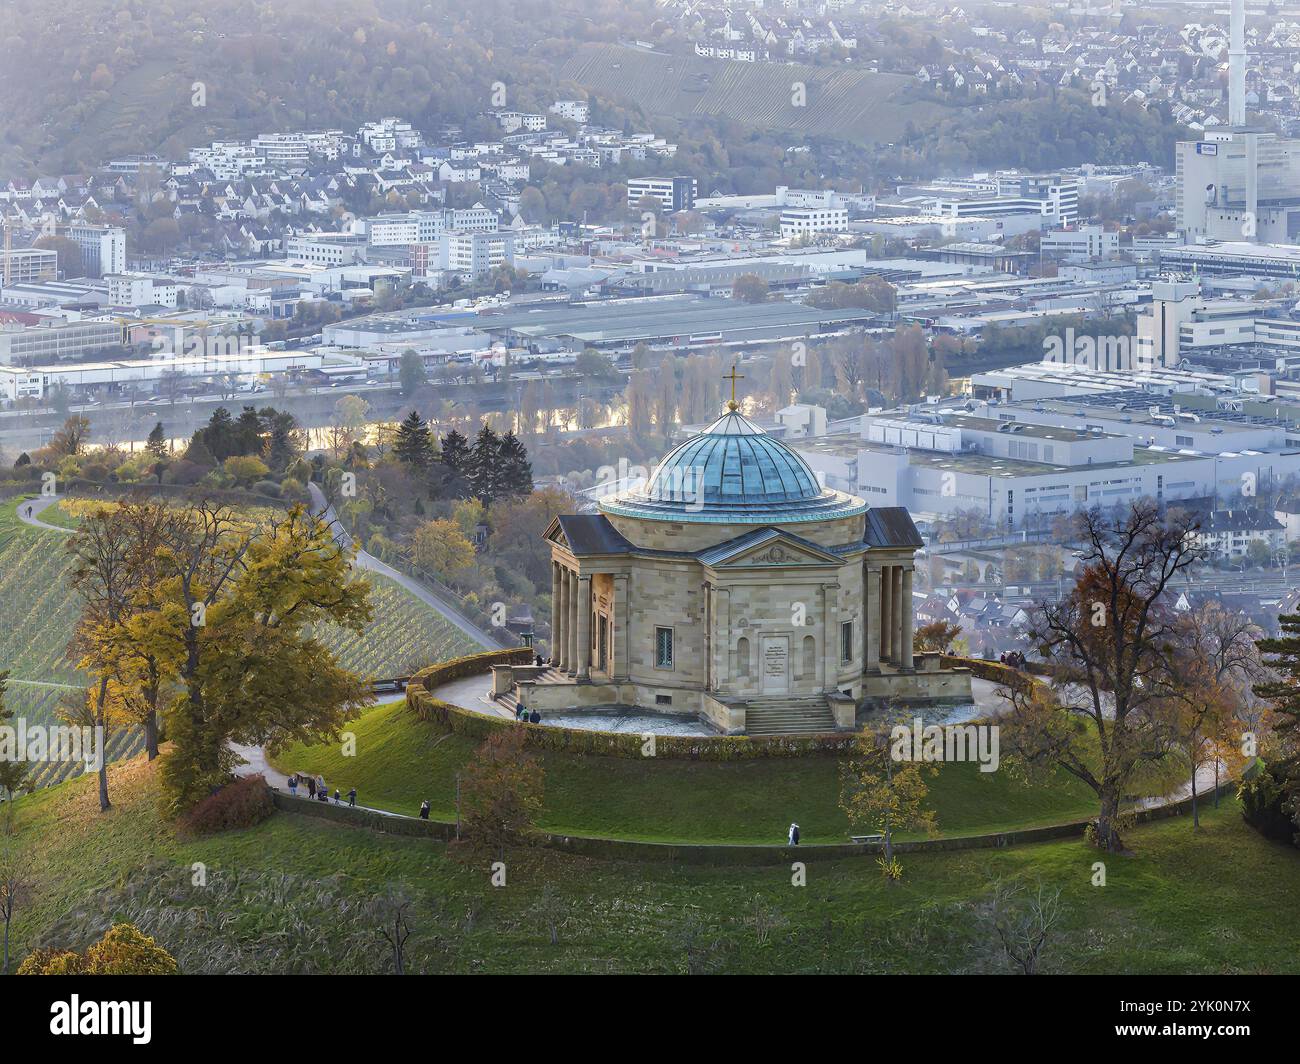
[0,0,1183,184]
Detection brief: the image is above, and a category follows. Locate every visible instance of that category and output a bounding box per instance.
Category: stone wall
[601,509,866,553]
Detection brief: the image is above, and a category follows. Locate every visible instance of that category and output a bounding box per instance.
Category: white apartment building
[0,319,123,366]
[626,177,698,213]
[284,233,367,266]
[495,112,548,134]
[780,205,850,239]
[65,224,126,278]
[1040,225,1118,261]
[367,207,498,246]
[106,273,178,309]
[251,133,311,169]
[550,100,590,124]
[189,142,262,180]
[440,230,514,279]
[929,174,1079,225]
[0,248,57,284]
[357,118,422,154]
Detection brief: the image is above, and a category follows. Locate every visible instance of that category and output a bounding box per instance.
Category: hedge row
[269,776,1242,865]
[940,655,1037,690]
[403,651,1038,762]
[405,648,857,760]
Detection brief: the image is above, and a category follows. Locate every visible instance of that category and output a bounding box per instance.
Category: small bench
[850,834,885,844]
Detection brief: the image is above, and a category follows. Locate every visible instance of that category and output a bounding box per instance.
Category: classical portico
[524,404,970,734]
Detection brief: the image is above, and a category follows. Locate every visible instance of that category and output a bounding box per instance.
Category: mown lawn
[7,754,1299,974]
[272,699,1160,844]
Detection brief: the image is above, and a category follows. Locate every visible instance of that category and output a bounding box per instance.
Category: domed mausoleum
[526,406,972,734]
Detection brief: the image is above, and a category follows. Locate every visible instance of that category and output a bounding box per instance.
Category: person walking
[288,774,299,798]
[788,822,800,846]
[418,800,430,820]
[332,788,341,805]
[347,787,357,808]
[306,775,317,800]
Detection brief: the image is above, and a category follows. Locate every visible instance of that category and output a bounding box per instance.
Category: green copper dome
[600,410,868,524]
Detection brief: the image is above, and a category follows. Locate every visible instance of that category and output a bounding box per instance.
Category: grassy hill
[559,43,947,146]
[271,696,1191,845]
[7,752,1300,974]
[0,496,478,789]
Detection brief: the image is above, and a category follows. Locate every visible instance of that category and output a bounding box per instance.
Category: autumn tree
[731,273,769,304]
[398,350,426,396]
[839,722,936,878]
[914,619,962,654]
[1001,503,1203,852]
[1166,604,1259,826]
[124,502,373,812]
[410,519,476,585]
[48,415,91,458]
[458,727,544,859]
[67,503,143,810]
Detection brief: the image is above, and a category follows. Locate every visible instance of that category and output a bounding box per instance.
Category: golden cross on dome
[723,364,744,411]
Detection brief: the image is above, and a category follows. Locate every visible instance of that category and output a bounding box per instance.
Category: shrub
[179,774,275,835]
[1238,763,1298,846]
[84,923,179,974]
[251,479,282,498]
[19,923,178,975]
[17,948,85,974]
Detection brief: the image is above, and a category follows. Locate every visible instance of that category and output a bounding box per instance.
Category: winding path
[14,495,73,534]
[307,483,498,650]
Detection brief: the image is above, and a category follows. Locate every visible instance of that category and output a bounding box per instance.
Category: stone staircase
[743,696,837,736]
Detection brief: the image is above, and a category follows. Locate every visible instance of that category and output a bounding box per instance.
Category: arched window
[736,636,751,677]
[802,634,817,682]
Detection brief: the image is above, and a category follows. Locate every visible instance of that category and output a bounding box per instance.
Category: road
[307,483,499,650]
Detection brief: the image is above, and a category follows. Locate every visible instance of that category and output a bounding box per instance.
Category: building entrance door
[761,636,790,696]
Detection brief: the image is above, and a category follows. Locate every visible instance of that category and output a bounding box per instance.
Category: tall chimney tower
[1229,0,1247,127]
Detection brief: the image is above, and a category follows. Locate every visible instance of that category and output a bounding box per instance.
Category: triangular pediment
[700,527,840,569]
[543,516,570,549]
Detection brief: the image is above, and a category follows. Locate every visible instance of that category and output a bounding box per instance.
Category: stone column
[865,565,881,672]
[880,564,893,664]
[550,562,562,666]
[822,583,839,693]
[576,575,592,680]
[567,569,578,676]
[556,567,566,665]
[704,584,714,691]
[891,566,904,667]
[612,573,630,682]
[900,567,914,670]
[714,588,731,690]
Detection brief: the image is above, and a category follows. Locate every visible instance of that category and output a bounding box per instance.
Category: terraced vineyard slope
[0,497,479,790]
[559,43,948,145]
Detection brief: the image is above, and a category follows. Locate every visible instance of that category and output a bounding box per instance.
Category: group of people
[287,773,357,808]
[999,650,1028,669]
[515,704,542,724]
